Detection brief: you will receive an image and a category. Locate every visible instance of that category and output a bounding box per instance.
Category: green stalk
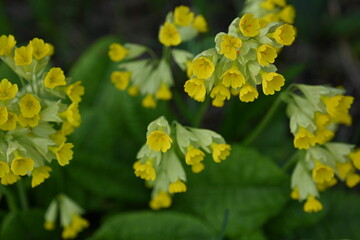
[0,185,19,212]
[16,180,29,210]
[192,97,210,128]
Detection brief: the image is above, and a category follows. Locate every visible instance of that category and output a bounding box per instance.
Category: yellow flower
[169,179,187,193]
[1,171,20,185]
[346,173,360,188]
[0,78,18,100]
[111,71,131,90]
[66,81,85,103]
[31,166,52,187]
[239,14,260,37]
[51,142,74,166]
[186,61,193,78]
[149,192,172,210]
[257,44,277,66]
[44,67,66,89]
[18,113,40,128]
[273,24,296,46]
[128,85,140,96]
[14,44,33,66]
[174,5,194,26]
[293,127,316,149]
[191,163,205,173]
[322,95,354,122]
[159,22,181,47]
[146,130,172,152]
[278,5,296,24]
[261,1,275,10]
[185,145,205,165]
[336,162,353,179]
[221,66,245,89]
[312,161,334,184]
[304,195,323,213]
[11,156,34,176]
[19,94,41,118]
[62,214,89,239]
[210,84,231,107]
[317,177,337,191]
[156,83,172,100]
[193,15,208,32]
[0,112,17,131]
[261,72,285,95]
[61,121,75,136]
[63,103,81,127]
[239,84,259,102]
[219,34,242,60]
[133,160,156,181]
[192,57,214,79]
[142,94,157,108]
[44,221,55,231]
[0,162,10,178]
[184,78,206,102]
[0,35,16,55]
[108,43,128,62]
[314,112,331,128]
[349,149,360,170]
[30,38,50,60]
[314,128,334,145]
[0,106,8,125]
[51,131,67,146]
[290,188,300,200]
[211,143,231,163]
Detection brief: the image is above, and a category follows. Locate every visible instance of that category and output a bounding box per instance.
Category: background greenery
[0,0,360,239]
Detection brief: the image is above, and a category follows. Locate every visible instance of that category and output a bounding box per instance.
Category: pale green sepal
[291,160,319,200]
[41,100,62,122]
[157,59,173,86]
[124,43,147,59]
[163,149,186,182]
[171,49,194,71]
[178,26,198,42]
[147,116,171,135]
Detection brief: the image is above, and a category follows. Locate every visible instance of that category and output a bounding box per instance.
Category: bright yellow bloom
[128,85,140,96]
[14,44,33,66]
[169,179,187,193]
[159,22,181,47]
[349,149,360,170]
[261,72,285,95]
[108,43,128,62]
[51,131,67,146]
[11,156,34,176]
[221,66,245,89]
[192,57,214,79]
[314,112,331,128]
[0,162,10,178]
[346,173,360,188]
[30,38,50,60]
[1,171,20,185]
[31,166,52,188]
[336,162,353,179]
[111,71,131,90]
[239,14,260,37]
[185,145,205,165]
[290,188,300,200]
[257,44,277,66]
[312,161,334,184]
[219,34,242,60]
[62,214,89,239]
[0,35,16,55]
[0,112,17,131]
[314,128,334,145]
[156,83,172,100]
[0,78,18,100]
[293,127,316,149]
[239,84,259,102]
[191,162,205,173]
[44,67,66,89]
[149,192,172,210]
[133,160,156,181]
[273,24,296,46]
[184,78,206,102]
[317,177,337,191]
[278,5,296,24]
[0,106,8,125]
[19,94,41,118]
[44,221,55,231]
[146,130,172,152]
[142,94,157,108]
[210,84,231,107]
[61,121,75,136]
[211,143,231,163]
[63,103,81,127]
[261,1,275,10]
[186,61,193,78]
[174,5,194,26]
[51,143,74,166]
[322,95,354,121]
[66,81,85,103]
[193,15,208,32]
[304,195,323,213]
[18,113,40,128]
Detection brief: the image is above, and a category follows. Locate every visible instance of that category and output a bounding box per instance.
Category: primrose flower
[304,195,323,213]
[111,71,131,90]
[239,14,260,37]
[108,43,128,62]
[19,94,41,118]
[261,72,285,95]
[174,5,194,26]
[44,67,66,88]
[193,15,208,32]
[219,34,242,60]
[192,57,215,79]
[184,78,206,102]
[146,130,172,153]
[312,161,334,184]
[51,143,74,166]
[159,22,181,47]
[221,66,245,89]
[0,78,18,100]
[273,24,296,45]
[142,94,157,108]
[30,37,50,60]
[169,179,187,193]
[11,155,35,176]
[211,143,231,163]
[14,44,33,66]
[133,160,156,181]
[0,112,17,131]
[0,35,16,55]
[239,84,259,102]
[150,192,172,210]
[31,166,52,188]
[257,44,277,66]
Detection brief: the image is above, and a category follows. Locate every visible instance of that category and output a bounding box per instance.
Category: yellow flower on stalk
[108,43,128,62]
[0,112,17,131]
[174,5,194,26]
[128,85,139,96]
[239,14,260,37]
[314,112,331,128]
[293,127,316,150]
[14,44,33,66]
[312,161,334,184]
[290,188,300,200]
[346,173,360,188]
[314,128,334,145]
[0,78,18,100]
[18,113,40,128]
[193,15,208,32]
[191,163,205,173]
[62,214,89,239]
[257,44,277,66]
[219,34,242,60]
[185,145,205,166]
[51,131,67,146]
[31,166,52,188]
[322,95,354,121]
[261,72,285,95]
[44,67,66,89]
[149,192,172,210]
[156,83,172,100]
[273,24,296,46]
[336,162,353,179]
[159,22,181,47]
[192,57,214,79]
[211,143,231,163]
[169,179,187,193]
[184,78,206,102]
[0,35,16,55]
[0,162,10,178]
[1,171,20,185]
[0,106,8,125]
[278,5,296,24]
[303,195,323,213]
[239,84,259,102]
[210,84,231,107]
[51,142,74,166]
[30,38,50,60]
[221,66,245,89]
[133,160,156,181]
[11,156,34,176]
[349,149,360,170]
[61,121,75,136]
[146,130,172,152]
[19,94,41,118]
[63,103,81,127]
[110,71,131,90]
[142,94,157,108]
[317,177,337,191]
[66,81,85,103]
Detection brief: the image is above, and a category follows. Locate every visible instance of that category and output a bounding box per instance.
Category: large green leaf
[91,211,216,240]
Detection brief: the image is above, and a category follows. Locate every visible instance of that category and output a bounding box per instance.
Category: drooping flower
[192,57,214,79]
[31,166,52,188]
[261,72,285,95]
[146,130,172,152]
[44,67,66,89]
[11,156,35,176]
[239,14,260,37]
[14,44,33,66]
[211,143,231,163]
[184,78,206,102]
[174,5,194,26]
[108,43,128,62]
[221,66,245,89]
[149,192,172,210]
[303,195,323,213]
[169,179,187,193]
[273,24,296,46]
[111,71,131,90]
[133,160,156,181]
[0,78,18,100]
[257,44,277,66]
[159,22,181,47]
[219,34,242,60]
[51,143,74,166]
[239,84,259,102]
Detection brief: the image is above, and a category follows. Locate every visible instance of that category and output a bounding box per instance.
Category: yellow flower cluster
[133,116,231,210]
[184,13,296,107]
[108,6,208,108]
[0,35,84,187]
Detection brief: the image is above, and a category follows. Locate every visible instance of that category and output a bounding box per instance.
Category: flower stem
[282,151,302,172]
[192,97,210,128]
[16,180,29,210]
[0,185,19,212]
[217,209,229,240]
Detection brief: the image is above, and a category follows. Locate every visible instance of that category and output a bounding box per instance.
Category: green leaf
[91,211,215,240]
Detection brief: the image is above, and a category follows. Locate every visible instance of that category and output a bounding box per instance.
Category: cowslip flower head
[211,143,231,163]
[51,143,74,166]
[66,81,85,103]
[239,84,259,102]
[147,130,172,153]
[133,160,156,181]
[312,161,334,184]
[293,127,316,150]
[31,166,52,188]
[257,44,277,66]
[11,155,35,176]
